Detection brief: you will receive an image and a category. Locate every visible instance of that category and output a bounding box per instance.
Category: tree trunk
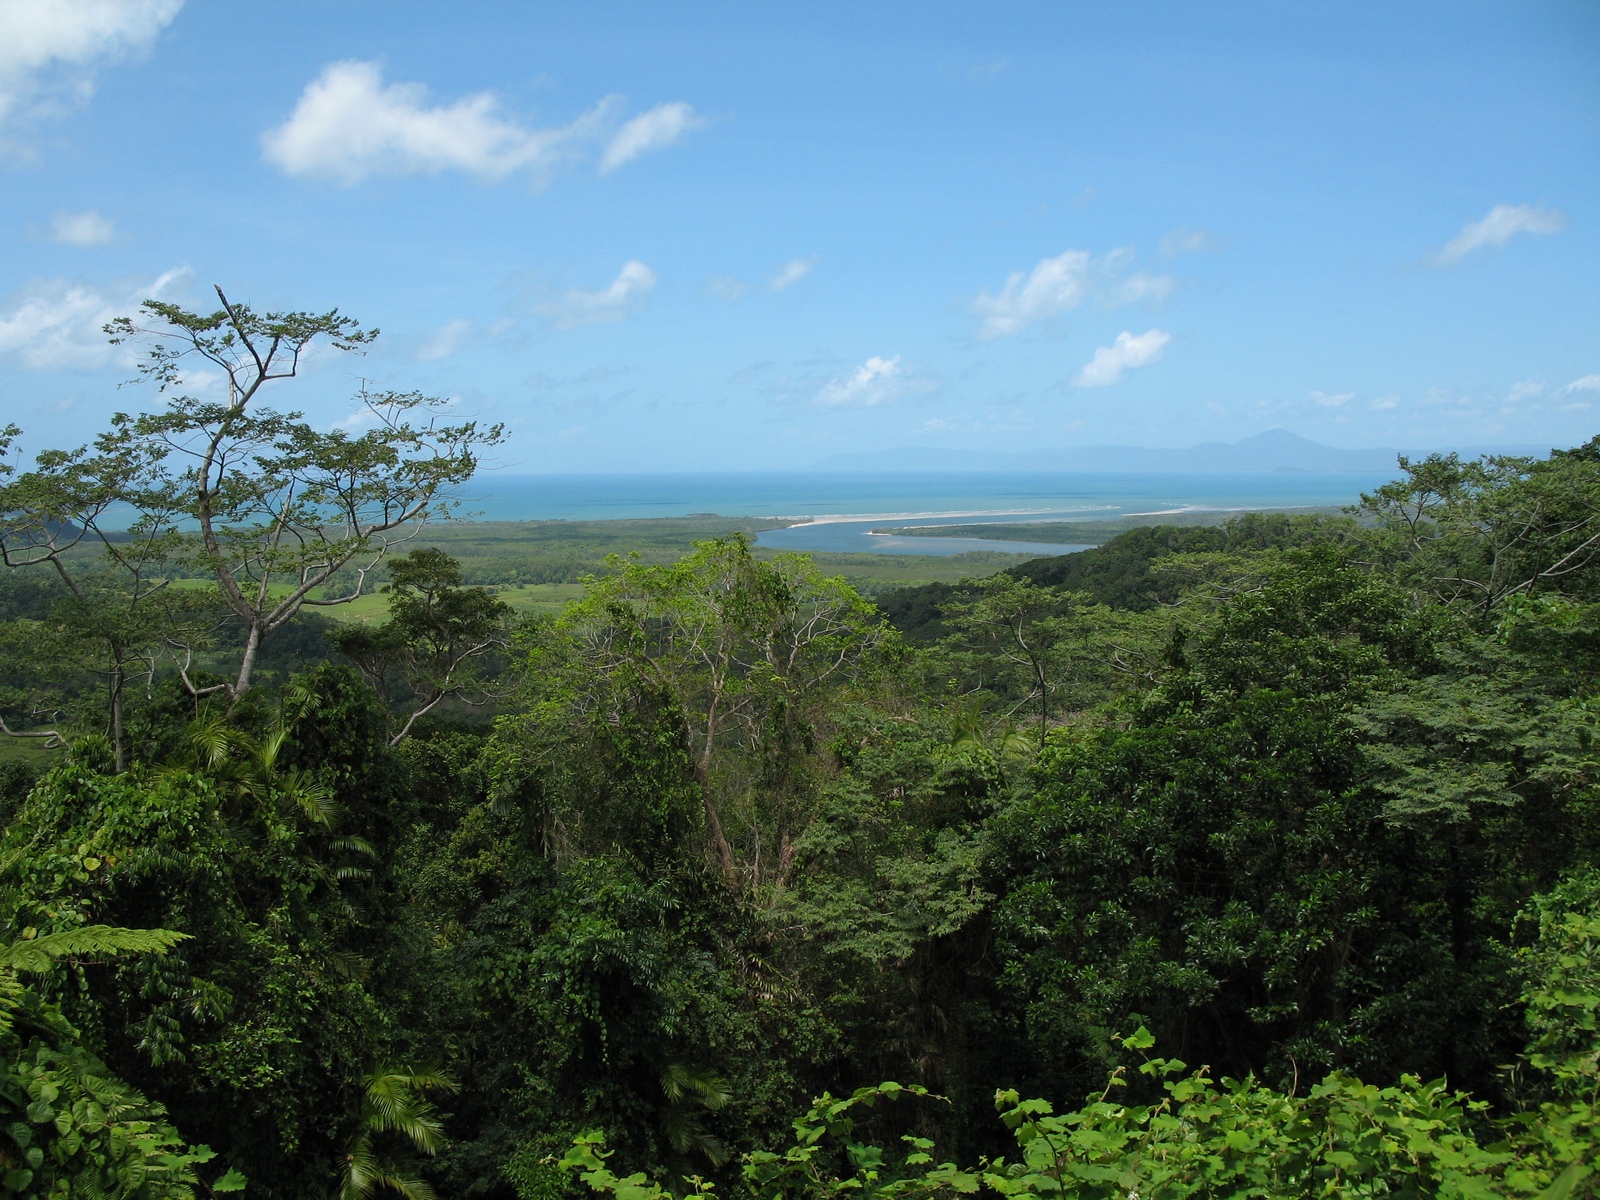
[110,667,126,772]
[690,706,741,889]
[699,777,740,889]
[233,621,263,702]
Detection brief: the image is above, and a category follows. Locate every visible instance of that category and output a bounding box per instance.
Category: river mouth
[755,512,1099,557]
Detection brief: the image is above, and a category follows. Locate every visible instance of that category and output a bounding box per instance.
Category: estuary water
[459,470,1394,557]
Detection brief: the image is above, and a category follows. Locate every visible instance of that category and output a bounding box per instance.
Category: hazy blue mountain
[814,429,1553,474]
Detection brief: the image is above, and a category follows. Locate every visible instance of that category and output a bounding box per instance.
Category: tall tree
[102,287,503,701]
[330,548,513,744]
[1359,441,1600,618]
[550,537,887,894]
[0,423,197,766]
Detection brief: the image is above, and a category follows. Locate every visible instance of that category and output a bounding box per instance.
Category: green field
[61,518,1040,627]
[314,518,1040,621]
[0,735,58,768]
[84,511,1361,628]
[328,581,590,623]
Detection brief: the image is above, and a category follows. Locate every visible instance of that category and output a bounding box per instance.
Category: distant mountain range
[814,429,1554,474]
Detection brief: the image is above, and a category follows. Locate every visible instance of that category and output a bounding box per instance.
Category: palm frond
[374,1170,437,1200]
[322,949,373,982]
[282,771,342,825]
[660,1063,730,1109]
[254,724,289,774]
[339,1134,383,1200]
[189,715,242,767]
[283,679,321,723]
[362,1067,457,1156]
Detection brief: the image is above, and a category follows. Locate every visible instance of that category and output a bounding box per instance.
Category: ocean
[459,470,1396,557]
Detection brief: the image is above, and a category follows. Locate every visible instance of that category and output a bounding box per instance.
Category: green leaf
[1535,1162,1590,1200]
[213,1167,248,1192]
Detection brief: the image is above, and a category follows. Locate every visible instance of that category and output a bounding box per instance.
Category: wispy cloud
[817,355,902,407]
[1562,374,1600,395]
[1110,272,1176,306]
[600,101,702,172]
[0,267,188,370]
[416,318,472,362]
[0,0,182,140]
[1436,204,1567,266]
[262,61,695,186]
[540,261,656,329]
[972,248,1173,338]
[769,257,815,291]
[1311,390,1354,408]
[1073,329,1170,388]
[708,275,749,301]
[49,209,114,245]
[1506,378,1546,405]
[1157,227,1224,259]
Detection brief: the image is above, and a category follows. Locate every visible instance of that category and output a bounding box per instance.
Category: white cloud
[1158,227,1223,259]
[541,261,656,329]
[261,60,624,185]
[416,318,472,362]
[0,0,181,137]
[1311,390,1355,408]
[48,208,113,245]
[974,250,1092,338]
[1436,204,1567,266]
[816,355,902,407]
[600,101,702,172]
[972,249,1174,338]
[1369,394,1400,411]
[769,257,815,291]
[0,266,187,370]
[1563,374,1600,394]
[1072,329,1170,388]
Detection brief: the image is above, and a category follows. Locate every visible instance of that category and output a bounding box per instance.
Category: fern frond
[1,926,189,973]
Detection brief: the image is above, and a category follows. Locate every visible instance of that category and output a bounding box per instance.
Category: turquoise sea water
[461,470,1395,557]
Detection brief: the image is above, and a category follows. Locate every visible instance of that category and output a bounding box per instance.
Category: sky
[1,0,1596,472]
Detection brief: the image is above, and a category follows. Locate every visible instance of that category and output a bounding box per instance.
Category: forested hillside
[2,296,1597,1197]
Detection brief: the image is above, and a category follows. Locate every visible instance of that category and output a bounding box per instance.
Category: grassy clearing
[54,518,1040,625]
[324,582,589,624]
[0,735,62,768]
[314,520,1037,620]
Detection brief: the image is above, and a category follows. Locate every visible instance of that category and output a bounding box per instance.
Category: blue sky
[1,1,1596,471]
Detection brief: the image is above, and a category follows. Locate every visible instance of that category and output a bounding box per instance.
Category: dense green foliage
[3,329,1598,1199]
